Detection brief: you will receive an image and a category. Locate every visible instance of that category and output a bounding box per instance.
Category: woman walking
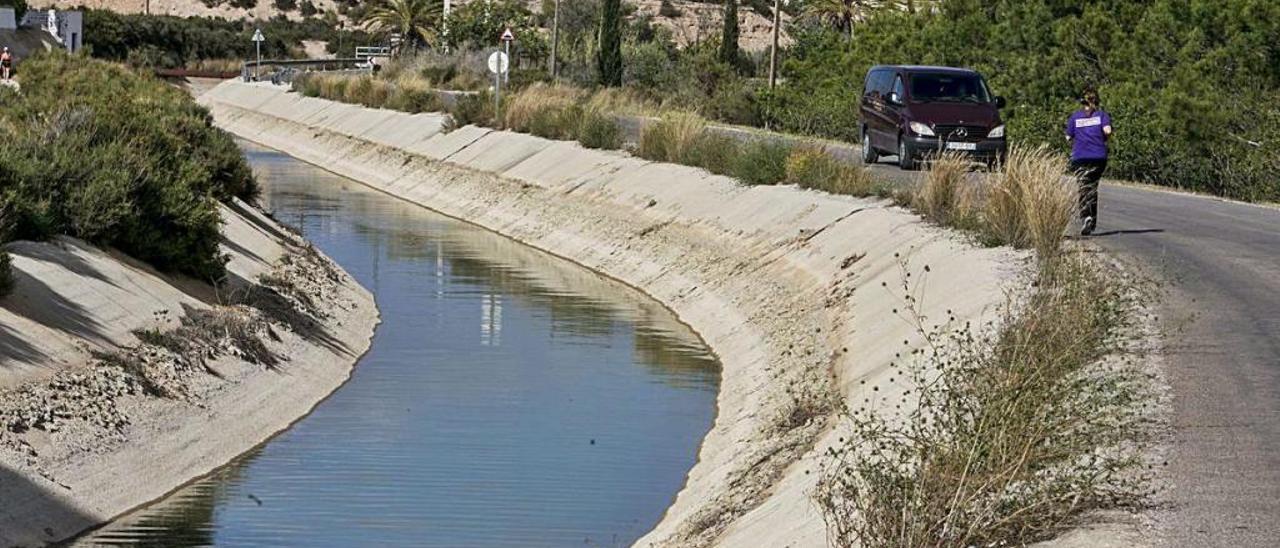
[1,47,13,80]
[1065,87,1112,235]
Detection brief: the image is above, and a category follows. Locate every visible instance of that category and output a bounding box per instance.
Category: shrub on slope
[0,52,257,282]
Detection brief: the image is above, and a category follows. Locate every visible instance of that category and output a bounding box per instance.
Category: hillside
[31,0,789,50]
[30,0,345,22]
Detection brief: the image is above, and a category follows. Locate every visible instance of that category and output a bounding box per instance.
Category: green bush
[732,139,792,185]
[526,106,572,140]
[385,85,443,113]
[0,252,12,297]
[687,133,739,176]
[449,91,498,128]
[0,52,255,280]
[576,111,622,150]
[83,9,375,68]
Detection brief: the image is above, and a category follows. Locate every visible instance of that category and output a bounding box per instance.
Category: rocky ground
[0,230,357,514]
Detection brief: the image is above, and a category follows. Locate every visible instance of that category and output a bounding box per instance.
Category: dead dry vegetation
[815,151,1160,547]
[0,242,349,479]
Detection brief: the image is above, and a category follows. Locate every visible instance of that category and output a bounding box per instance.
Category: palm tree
[802,0,874,39]
[363,0,444,53]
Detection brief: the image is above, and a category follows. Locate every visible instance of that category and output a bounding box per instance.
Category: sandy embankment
[0,198,378,545]
[200,81,1026,547]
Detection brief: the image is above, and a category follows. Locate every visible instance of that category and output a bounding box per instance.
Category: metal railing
[241,58,369,82]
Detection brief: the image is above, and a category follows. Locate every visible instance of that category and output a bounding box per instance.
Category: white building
[19,8,83,53]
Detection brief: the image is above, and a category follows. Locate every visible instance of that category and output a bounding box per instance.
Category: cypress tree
[719,0,739,66]
[597,0,623,87]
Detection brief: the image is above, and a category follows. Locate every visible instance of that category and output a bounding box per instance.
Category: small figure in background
[1,47,14,80]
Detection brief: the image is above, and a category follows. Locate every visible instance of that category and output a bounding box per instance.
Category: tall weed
[915,152,978,228]
[984,146,1073,255]
[637,112,707,164]
[785,148,875,197]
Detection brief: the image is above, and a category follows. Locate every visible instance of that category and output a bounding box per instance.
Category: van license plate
[946,142,978,151]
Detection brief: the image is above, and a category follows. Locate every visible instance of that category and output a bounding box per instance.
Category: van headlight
[989,125,1006,139]
[909,122,935,137]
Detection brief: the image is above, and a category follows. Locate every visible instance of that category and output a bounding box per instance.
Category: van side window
[876,72,892,96]
[865,70,886,97]
[891,76,905,102]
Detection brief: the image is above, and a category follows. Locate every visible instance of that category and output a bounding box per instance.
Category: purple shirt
[1066,109,1112,161]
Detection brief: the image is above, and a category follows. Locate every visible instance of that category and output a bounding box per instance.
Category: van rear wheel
[861,132,878,165]
[898,137,917,171]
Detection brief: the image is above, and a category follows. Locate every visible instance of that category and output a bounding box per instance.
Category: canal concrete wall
[0,199,378,545]
[200,81,1026,547]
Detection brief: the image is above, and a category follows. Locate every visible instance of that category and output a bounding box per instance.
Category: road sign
[487,51,509,74]
[500,28,515,42]
[251,28,265,42]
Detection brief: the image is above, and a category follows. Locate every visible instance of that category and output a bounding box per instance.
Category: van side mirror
[994,96,1007,109]
[888,92,902,105]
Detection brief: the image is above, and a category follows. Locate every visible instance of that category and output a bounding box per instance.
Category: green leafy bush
[785,147,874,197]
[449,91,498,128]
[385,83,444,113]
[0,52,256,280]
[0,252,12,298]
[687,133,739,176]
[732,139,792,185]
[83,9,374,68]
[576,111,622,150]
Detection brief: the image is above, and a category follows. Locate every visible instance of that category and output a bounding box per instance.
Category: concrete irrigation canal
[72,141,721,546]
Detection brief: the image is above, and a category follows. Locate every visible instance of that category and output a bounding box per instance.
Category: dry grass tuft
[983,145,1074,255]
[637,111,708,164]
[816,252,1156,547]
[584,86,658,117]
[914,152,978,226]
[503,83,583,133]
[785,147,875,197]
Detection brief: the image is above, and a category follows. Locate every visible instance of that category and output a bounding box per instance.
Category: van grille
[933,125,988,142]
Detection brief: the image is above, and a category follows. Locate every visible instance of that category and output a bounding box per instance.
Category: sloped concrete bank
[0,199,378,546]
[200,81,1025,547]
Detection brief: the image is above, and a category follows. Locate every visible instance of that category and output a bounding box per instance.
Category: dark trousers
[1071,159,1107,221]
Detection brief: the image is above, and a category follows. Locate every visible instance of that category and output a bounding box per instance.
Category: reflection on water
[74,142,720,547]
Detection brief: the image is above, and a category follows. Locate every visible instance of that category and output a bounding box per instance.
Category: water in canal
[74,142,720,547]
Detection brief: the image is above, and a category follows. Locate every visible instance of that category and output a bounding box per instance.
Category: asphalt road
[859,155,1280,547]
[1101,184,1280,547]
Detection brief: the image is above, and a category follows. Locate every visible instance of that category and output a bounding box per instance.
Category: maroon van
[859,65,1008,170]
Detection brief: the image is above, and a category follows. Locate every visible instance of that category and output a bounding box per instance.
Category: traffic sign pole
[494,57,501,127]
[251,28,265,81]
[487,50,510,128]
[500,28,514,85]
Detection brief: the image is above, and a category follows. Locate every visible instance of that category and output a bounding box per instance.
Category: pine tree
[719,0,740,66]
[597,0,623,86]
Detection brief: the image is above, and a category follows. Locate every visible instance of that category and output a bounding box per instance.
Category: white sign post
[487,50,510,127]
[500,27,514,85]
[251,28,265,81]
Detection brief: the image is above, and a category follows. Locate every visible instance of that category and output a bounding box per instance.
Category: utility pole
[768,0,781,89]
[549,0,561,79]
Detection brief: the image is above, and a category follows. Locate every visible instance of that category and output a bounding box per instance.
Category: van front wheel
[898,137,917,171]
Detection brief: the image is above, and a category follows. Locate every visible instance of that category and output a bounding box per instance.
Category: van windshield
[908,73,991,104]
